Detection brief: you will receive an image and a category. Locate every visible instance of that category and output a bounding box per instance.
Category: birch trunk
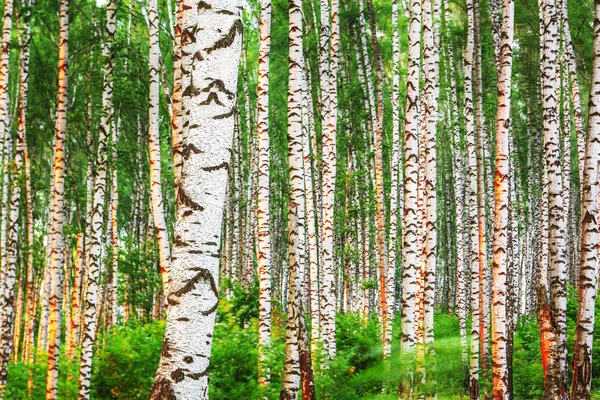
[281,204,301,400]
[46,0,69,395]
[321,0,339,360]
[0,0,13,389]
[148,1,241,397]
[148,0,172,303]
[67,233,84,359]
[109,117,119,326]
[302,67,320,366]
[491,0,514,394]
[473,0,490,371]
[465,0,480,395]
[78,1,116,397]
[540,0,569,391]
[364,0,390,361]
[257,0,272,386]
[281,3,305,394]
[421,0,439,375]
[400,0,421,393]
[388,0,402,363]
[20,0,35,366]
[571,2,600,396]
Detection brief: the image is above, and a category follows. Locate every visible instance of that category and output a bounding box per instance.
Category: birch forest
[0,0,598,398]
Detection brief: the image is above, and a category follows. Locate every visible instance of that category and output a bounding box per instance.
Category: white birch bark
[400,0,421,393]
[491,0,514,395]
[78,1,116,397]
[571,2,600,396]
[465,0,480,394]
[540,0,569,390]
[256,0,272,386]
[321,0,339,360]
[149,1,241,397]
[46,1,69,395]
[0,0,13,389]
[148,0,172,303]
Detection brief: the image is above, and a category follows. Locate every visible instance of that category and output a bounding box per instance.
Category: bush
[92,320,164,399]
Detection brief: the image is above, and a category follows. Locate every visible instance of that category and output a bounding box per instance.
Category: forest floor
[5,285,600,399]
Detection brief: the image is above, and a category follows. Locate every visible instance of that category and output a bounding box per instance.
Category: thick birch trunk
[149,1,241,397]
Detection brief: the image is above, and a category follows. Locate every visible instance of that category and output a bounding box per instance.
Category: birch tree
[148,0,172,300]
[78,1,116,397]
[46,0,69,395]
[540,0,569,391]
[491,0,515,394]
[0,0,14,389]
[400,0,421,393]
[149,0,242,397]
[571,1,600,396]
[256,0,272,387]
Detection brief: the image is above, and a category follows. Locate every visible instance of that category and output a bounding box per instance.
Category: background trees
[0,0,596,398]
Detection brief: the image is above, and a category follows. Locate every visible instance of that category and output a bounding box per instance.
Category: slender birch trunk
[148,0,172,302]
[465,0,481,395]
[173,0,183,190]
[149,1,241,397]
[421,0,439,381]
[321,0,339,360]
[0,0,14,389]
[558,0,585,187]
[20,0,35,367]
[400,0,421,393]
[67,233,84,359]
[571,2,600,396]
[302,67,320,366]
[78,1,116,397]
[473,0,490,372]
[281,3,305,394]
[540,0,569,392]
[491,0,514,395]
[257,0,272,386]
[46,0,69,396]
[281,204,302,400]
[363,0,389,361]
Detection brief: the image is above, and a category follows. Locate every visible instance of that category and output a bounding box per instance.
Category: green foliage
[92,321,165,399]
[8,288,600,399]
[6,350,79,400]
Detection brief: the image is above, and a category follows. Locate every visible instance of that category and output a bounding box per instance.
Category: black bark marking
[199,92,224,106]
[173,235,190,247]
[178,186,204,211]
[197,1,211,10]
[171,368,185,383]
[183,356,193,363]
[182,84,202,98]
[188,368,208,380]
[161,337,172,358]
[149,376,177,400]
[202,162,228,172]
[213,107,235,120]
[206,19,242,54]
[182,143,202,159]
[167,268,219,315]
